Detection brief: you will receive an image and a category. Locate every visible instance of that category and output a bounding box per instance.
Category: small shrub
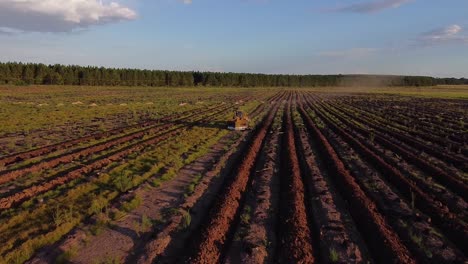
[52,205,74,227]
[89,196,108,216]
[110,209,127,221]
[151,178,162,187]
[133,220,142,238]
[141,214,152,231]
[97,173,111,184]
[410,231,423,246]
[185,174,202,196]
[55,247,77,264]
[181,210,191,230]
[122,195,142,212]
[161,168,177,181]
[240,205,251,225]
[186,183,195,195]
[133,214,153,237]
[90,219,108,236]
[111,170,134,193]
[329,248,339,262]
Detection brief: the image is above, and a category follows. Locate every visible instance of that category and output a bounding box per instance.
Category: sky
[0,0,467,77]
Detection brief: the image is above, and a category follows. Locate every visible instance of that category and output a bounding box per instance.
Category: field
[0,85,467,263]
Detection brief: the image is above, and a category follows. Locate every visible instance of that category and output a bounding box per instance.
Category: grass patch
[110,209,127,221]
[55,247,77,264]
[121,194,142,212]
[180,210,191,230]
[185,174,203,197]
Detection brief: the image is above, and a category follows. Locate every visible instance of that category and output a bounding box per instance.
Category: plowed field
[0,86,466,263]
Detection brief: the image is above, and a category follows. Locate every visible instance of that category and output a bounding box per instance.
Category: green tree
[44,72,64,85]
[22,65,35,84]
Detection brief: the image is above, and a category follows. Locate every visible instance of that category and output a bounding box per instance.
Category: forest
[0,62,466,87]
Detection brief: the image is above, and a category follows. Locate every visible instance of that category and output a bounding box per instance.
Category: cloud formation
[0,0,137,33]
[418,24,468,46]
[329,0,412,13]
[0,26,22,35]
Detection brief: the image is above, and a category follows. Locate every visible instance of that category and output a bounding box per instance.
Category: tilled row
[184,98,281,263]
[325,122,465,262]
[292,98,366,262]
[235,108,281,263]
[0,101,251,210]
[0,101,229,167]
[139,91,466,264]
[0,100,247,187]
[0,128,181,210]
[349,97,466,134]
[307,96,468,254]
[23,93,288,263]
[340,99,466,150]
[133,92,287,264]
[3,93,288,200]
[315,96,468,200]
[314,100,468,219]
[4,90,466,264]
[297,100,415,263]
[275,97,315,263]
[325,97,468,171]
[137,92,467,263]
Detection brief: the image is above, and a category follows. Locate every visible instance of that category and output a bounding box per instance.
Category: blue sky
[0,0,467,77]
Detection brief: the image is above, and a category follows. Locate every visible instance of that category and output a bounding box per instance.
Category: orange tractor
[228,110,250,131]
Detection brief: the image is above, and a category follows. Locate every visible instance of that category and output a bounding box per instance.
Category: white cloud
[328,0,413,13]
[0,26,22,35]
[179,0,192,4]
[0,0,137,33]
[418,24,468,46]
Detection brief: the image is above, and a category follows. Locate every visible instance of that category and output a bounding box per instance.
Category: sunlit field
[0,85,466,263]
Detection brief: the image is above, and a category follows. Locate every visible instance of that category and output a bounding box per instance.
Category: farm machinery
[228,110,250,131]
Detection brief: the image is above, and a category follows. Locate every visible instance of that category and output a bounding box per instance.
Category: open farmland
[0,86,467,263]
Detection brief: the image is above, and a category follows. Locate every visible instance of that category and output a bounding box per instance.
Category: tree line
[0,62,466,87]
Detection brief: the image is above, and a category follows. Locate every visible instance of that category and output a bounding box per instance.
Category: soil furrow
[0,101,247,186]
[182,99,280,263]
[298,101,415,264]
[293,97,370,263]
[0,103,241,210]
[307,96,468,253]
[132,92,286,264]
[275,94,316,263]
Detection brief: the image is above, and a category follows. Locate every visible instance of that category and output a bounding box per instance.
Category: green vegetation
[2,62,462,87]
[305,85,468,99]
[133,214,152,237]
[55,247,77,264]
[240,205,252,226]
[0,85,270,155]
[329,248,339,262]
[89,196,108,215]
[235,205,252,241]
[2,85,463,263]
[185,174,203,197]
[121,195,142,212]
[111,170,135,193]
[0,90,267,263]
[180,210,192,230]
[52,205,75,227]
